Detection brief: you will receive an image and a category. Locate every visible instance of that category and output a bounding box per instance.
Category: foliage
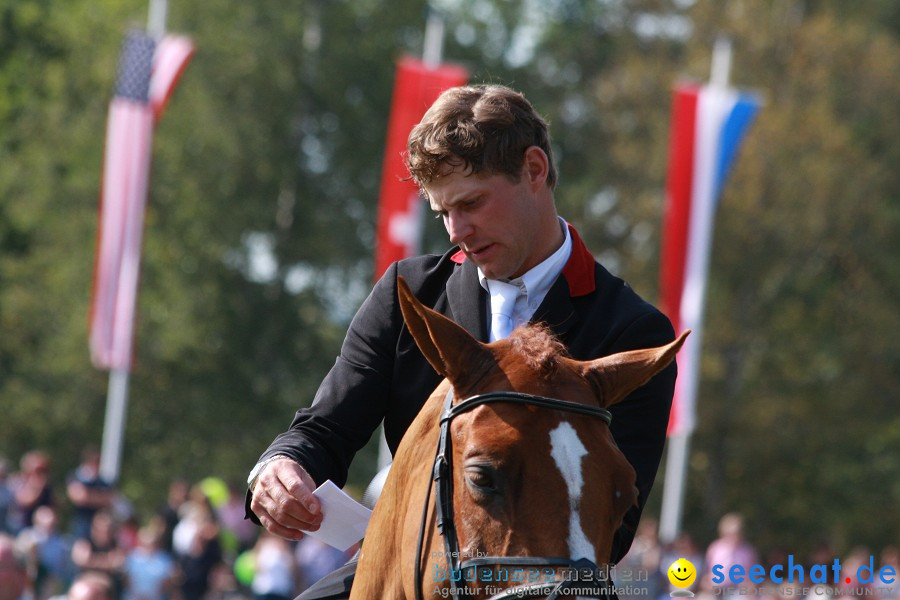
[0,0,896,557]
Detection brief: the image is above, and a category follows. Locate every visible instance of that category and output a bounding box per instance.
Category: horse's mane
[505,323,570,379]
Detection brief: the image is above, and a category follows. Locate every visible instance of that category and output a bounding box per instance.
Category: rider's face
[426,149,555,280]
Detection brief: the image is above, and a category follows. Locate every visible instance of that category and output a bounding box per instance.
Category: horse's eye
[464,465,499,496]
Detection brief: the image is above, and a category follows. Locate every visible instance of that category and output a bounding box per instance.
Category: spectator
[173,486,223,600]
[0,534,29,600]
[705,513,757,594]
[122,522,175,600]
[839,546,873,595]
[880,546,899,600]
[156,478,188,555]
[806,539,836,571]
[15,505,73,597]
[59,572,115,600]
[66,449,115,542]
[7,451,54,534]
[217,481,257,556]
[251,531,295,600]
[294,537,351,593]
[661,531,705,598]
[115,513,141,555]
[617,517,663,599]
[71,510,125,595]
[0,459,14,534]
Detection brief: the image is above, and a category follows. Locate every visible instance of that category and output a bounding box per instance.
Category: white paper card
[303,479,372,551]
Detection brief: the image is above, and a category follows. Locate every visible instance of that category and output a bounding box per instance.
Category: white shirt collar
[479,217,572,322]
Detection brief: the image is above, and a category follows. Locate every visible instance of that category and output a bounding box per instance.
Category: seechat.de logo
[668,558,698,597]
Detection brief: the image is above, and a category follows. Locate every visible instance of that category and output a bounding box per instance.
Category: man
[247,85,676,598]
[0,534,28,600]
[64,572,115,600]
[66,447,115,541]
[7,450,53,534]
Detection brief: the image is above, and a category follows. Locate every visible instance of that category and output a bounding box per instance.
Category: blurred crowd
[0,448,353,600]
[618,513,899,600]
[2,448,897,600]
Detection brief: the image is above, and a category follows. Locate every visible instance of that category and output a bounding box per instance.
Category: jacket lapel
[532,223,596,340]
[531,275,579,340]
[445,259,489,342]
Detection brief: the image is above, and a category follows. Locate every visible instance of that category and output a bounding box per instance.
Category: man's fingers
[250,458,323,538]
[279,466,322,517]
[254,508,307,541]
[251,486,316,532]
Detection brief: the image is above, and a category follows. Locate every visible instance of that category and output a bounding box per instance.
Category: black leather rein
[413,388,615,600]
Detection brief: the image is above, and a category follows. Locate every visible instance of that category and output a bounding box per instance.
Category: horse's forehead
[454,405,533,448]
[495,355,590,401]
[451,346,610,458]
[454,402,605,457]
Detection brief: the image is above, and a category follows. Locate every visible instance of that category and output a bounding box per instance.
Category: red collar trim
[449,223,596,297]
[561,224,596,296]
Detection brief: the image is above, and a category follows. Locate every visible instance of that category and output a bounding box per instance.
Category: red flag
[90,31,192,370]
[373,57,467,280]
[660,86,700,343]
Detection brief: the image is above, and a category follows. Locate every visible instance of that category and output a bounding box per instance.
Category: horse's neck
[351,384,449,599]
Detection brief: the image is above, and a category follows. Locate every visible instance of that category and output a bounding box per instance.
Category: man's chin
[467,253,516,280]
[480,267,515,281]
[474,261,501,279]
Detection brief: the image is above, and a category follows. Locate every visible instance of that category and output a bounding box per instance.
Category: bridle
[414,388,615,600]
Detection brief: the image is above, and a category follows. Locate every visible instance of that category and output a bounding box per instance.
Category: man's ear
[522,146,549,189]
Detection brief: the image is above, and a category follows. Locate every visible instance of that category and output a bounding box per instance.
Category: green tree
[1,0,896,557]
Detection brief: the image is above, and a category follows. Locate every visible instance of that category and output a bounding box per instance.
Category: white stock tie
[487,280,520,342]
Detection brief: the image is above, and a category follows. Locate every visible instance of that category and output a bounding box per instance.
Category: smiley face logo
[668,558,697,589]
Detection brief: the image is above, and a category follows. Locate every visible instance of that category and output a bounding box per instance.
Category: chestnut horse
[350,278,687,600]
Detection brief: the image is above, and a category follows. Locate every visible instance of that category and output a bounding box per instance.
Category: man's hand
[249,457,323,541]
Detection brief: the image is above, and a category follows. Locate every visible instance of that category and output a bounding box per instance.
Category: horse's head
[398,277,686,581]
[351,278,686,600]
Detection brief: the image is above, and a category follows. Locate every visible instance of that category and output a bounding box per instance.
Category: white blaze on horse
[350,278,687,600]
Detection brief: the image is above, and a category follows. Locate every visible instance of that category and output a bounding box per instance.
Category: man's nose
[446,211,473,245]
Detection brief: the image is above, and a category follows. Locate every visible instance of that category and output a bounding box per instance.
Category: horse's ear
[579,331,689,408]
[397,277,494,391]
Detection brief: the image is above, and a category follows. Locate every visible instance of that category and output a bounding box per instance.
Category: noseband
[414,388,615,600]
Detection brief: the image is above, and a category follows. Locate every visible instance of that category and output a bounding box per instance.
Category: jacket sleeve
[252,262,404,489]
[606,310,677,563]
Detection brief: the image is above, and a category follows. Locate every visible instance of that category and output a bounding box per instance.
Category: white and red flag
[660,82,760,436]
[149,34,194,122]
[90,31,193,370]
[373,56,467,280]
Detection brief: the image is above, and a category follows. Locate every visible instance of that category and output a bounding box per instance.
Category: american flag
[90,30,193,370]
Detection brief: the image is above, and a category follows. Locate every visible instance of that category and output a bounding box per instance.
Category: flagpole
[658,36,732,545]
[422,9,445,69]
[148,0,167,38]
[98,0,168,485]
[99,370,129,483]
